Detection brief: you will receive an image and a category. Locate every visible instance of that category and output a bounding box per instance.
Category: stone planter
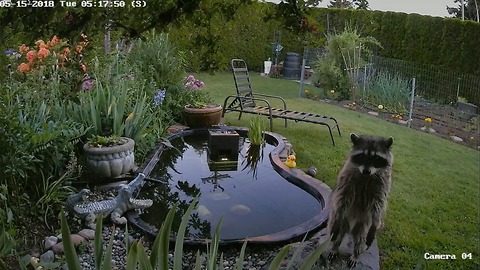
[83,137,135,178]
[184,104,222,128]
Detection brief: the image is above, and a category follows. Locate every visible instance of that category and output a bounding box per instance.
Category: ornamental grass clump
[362,71,410,113]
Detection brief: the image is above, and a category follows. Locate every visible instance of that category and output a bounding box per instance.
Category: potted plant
[83,135,135,178]
[182,75,222,128]
[69,56,154,179]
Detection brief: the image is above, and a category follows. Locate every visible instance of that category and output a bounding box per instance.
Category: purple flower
[153,88,166,107]
[5,49,15,55]
[184,74,204,91]
[82,74,95,91]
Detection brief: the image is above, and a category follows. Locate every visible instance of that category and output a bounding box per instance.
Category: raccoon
[327,133,394,268]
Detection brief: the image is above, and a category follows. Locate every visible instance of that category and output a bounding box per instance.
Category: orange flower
[26,50,37,63]
[80,64,86,72]
[35,39,45,48]
[51,35,61,44]
[63,47,70,55]
[76,45,83,53]
[17,63,30,73]
[37,48,50,60]
[19,44,29,54]
[57,53,67,61]
[45,41,52,49]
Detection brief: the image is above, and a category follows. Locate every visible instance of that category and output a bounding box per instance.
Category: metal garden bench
[222,59,342,146]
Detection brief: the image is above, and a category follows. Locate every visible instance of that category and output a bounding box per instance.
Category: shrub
[313,26,380,101]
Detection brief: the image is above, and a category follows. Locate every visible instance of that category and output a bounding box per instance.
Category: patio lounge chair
[222,59,342,146]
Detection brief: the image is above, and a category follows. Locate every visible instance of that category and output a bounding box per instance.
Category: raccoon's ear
[385,137,394,149]
[350,133,360,144]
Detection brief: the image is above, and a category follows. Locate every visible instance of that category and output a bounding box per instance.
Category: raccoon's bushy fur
[327,133,394,267]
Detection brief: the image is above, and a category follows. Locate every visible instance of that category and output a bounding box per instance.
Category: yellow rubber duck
[285,155,297,168]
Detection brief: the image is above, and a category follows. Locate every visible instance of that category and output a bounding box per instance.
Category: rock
[51,243,64,254]
[306,166,317,177]
[78,229,95,240]
[451,136,463,142]
[44,236,58,250]
[71,234,86,246]
[420,126,426,131]
[398,120,408,125]
[428,128,436,133]
[368,111,379,116]
[40,250,55,263]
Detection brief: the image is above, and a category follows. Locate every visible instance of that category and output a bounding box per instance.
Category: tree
[328,0,354,9]
[447,0,479,22]
[275,0,324,30]
[354,0,370,10]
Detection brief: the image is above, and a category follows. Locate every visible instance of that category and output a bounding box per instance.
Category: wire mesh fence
[299,52,480,148]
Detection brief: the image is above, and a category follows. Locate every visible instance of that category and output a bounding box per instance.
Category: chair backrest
[231,59,256,108]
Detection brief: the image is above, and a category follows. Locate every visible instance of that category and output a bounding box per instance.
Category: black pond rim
[127,126,332,245]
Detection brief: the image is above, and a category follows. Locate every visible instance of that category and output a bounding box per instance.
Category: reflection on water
[138,133,321,240]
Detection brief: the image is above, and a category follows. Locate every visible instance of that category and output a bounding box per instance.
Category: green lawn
[199,72,480,269]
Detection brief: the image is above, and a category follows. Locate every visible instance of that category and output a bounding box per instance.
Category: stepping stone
[451,136,463,142]
[368,111,379,116]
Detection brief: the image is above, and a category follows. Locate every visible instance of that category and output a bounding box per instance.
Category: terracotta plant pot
[83,137,135,178]
[184,104,222,128]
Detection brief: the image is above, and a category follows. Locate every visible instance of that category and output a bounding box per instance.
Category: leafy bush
[362,71,411,112]
[313,26,380,101]
[127,32,186,92]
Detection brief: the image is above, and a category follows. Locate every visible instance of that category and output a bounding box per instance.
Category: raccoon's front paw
[327,251,338,261]
[347,256,358,268]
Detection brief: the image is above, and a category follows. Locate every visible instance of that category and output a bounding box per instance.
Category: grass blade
[194,250,202,270]
[101,225,115,270]
[267,244,291,270]
[286,234,309,269]
[234,240,248,270]
[60,210,81,270]
[94,214,104,269]
[298,236,331,270]
[173,197,199,270]
[125,240,138,270]
[137,241,154,270]
[150,203,178,269]
[207,216,223,270]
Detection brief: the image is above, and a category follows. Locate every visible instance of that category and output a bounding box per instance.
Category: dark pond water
[138,132,321,241]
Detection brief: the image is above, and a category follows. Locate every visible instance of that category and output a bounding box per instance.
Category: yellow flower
[127,112,135,121]
[425,117,432,123]
[304,89,310,93]
[378,104,384,110]
[330,90,335,94]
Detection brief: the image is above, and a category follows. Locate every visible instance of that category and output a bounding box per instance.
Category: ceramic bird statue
[285,155,297,168]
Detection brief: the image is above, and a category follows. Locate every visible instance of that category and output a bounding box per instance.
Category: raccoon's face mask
[349,133,393,175]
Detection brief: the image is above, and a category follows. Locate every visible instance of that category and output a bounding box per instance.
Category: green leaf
[234,240,248,270]
[267,244,291,270]
[298,236,331,270]
[94,214,104,269]
[194,250,203,270]
[60,210,81,270]
[151,203,177,269]
[125,240,138,270]
[137,241,154,270]
[173,197,199,270]
[101,225,115,270]
[208,216,223,270]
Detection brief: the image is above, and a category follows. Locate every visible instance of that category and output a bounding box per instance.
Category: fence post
[407,77,416,128]
[298,49,307,98]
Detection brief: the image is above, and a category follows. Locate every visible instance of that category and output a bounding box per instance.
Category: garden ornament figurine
[65,173,153,229]
[284,154,297,168]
